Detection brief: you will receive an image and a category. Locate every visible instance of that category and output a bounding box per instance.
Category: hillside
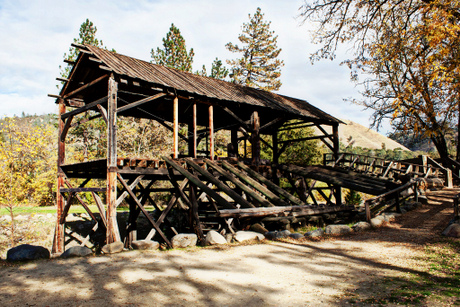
[338,119,410,151]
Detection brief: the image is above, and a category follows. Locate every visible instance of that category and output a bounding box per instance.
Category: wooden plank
[260,117,285,132]
[96,104,108,123]
[116,175,145,207]
[219,106,251,132]
[205,159,275,207]
[117,173,172,247]
[186,158,252,208]
[92,191,107,228]
[63,74,109,99]
[117,92,166,113]
[251,111,260,165]
[222,161,288,207]
[162,156,235,209]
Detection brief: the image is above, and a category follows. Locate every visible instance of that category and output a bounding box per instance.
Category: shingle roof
[83,44,341,124]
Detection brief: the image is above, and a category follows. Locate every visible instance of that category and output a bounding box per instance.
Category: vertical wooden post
[192,103,197,158]
[52,98,66,254]
[231,129,238,157]
[272,132,279,185]
[173,96,179,159]
[332,123,342,205]
[209,104,214,160]
[251,111,260,165]
[106,76,121,243]
[365,201,371,222]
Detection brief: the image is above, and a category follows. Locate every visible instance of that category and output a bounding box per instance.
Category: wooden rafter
[63,74,110,99]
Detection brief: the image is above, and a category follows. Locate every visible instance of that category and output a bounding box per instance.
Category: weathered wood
[117,92,166,113]
[205,159,275,207]
[173,96,179,159]
[189,184,205,244]
[219,105,251,132]
[96,104,108,124]
[91,191,107,227]
[116,175,145,207]
[52,99,66,254]
[60,187,106,193]
[61,96,108,119]
[222,161,288,207]
[251,111,260,165]
[162,156,235,209]
[157,179,189,226]
[117,173,172,247]
[63,74,109,99]
[209,105,214,160]
[218,205,354,218]
[106,76,121,243]
[185,158,252,208]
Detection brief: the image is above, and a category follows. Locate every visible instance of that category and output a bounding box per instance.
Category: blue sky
[0,0,386,133]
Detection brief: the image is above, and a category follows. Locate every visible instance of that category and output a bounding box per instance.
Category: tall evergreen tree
[198,57,229,80]
[151,23,195,72]
[226,7,284,91]
[60,19,106,79]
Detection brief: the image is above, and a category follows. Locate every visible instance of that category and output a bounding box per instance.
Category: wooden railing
[324,153,452,187]
[364,179,421,221]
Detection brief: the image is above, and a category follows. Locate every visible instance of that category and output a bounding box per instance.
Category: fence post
[365,201,371,222]
[454,195,459,220]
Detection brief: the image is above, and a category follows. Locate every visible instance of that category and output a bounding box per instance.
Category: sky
[0,0,387,133]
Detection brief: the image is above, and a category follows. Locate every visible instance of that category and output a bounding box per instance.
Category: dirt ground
[0,188,458,306]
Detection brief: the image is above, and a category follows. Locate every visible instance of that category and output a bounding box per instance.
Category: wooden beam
[117,174,172,247]
[222,161,288,207]
[61,96,108,119]
[205,159,274,207]
[97,104,108,124]
[186,158,248,208]
[260,117,285,132]
[106,76,120,243]
[219,105,252,132]
[173,96,179,159]
[251,111,260,165]
[117,92,166,113]
[218,205,354,218]
[162,156,235,209]
[193,103,197,158]
[236,161,305,206]
[63,74,109,99]
[209,105,214,160]
[60,115,74,142]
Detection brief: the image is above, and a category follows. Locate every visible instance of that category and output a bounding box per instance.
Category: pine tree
[198,57,229,80]
[60,19,106,79]
[151,23,195,72]
[226,7,284,92]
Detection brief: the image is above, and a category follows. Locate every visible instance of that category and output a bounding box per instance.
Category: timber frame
[50,43,347,253]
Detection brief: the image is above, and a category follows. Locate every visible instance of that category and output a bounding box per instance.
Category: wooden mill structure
[50,43,354,253]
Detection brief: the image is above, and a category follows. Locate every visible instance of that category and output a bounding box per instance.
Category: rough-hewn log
[209,105,214,160]
[185,158,253,208]
[218,205,354,218]
[106,76,121,243]
[63,74,109,99]
[251,111,260,165]
[117,92,166,113]
[205,159,274,207]
[222,161,288,207]
[162,156,235,209]
[173,96,179,159]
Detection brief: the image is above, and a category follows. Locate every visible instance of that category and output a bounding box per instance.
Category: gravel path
[0,188,458,306]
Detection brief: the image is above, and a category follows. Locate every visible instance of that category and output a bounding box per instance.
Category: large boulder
[352,221,372,232]
[370,216,386,228]
[7,244,50,262]
[288,233,304,240]
[205,230,227,246]
[442,223,460,238]
[305,228,324,238]
[60,246,93,258]
[264,230,291,240]
[325,224,352,235]
[172,233,198,248]
[101,241,124,254]
[131,240,160,250]
[233,231,265,243]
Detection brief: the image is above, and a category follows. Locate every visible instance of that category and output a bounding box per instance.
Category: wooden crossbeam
[61,96,108,119]
[186,158,248,208]
[218,205,353,218]
[91,192,107,228]
[117,92,166,114]
[205,159,274,207]
[116,175,145,207]
[117,173,172,247]
[219,106,252,132]
[63,74,110,99]
[60,115,74,142]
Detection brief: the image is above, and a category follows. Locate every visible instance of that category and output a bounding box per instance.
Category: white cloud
[0,0,381,132]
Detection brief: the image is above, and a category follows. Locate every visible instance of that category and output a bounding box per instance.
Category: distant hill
[338,119,410,151]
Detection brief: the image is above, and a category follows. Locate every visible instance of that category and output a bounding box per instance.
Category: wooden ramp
[162,157,355,235]
[278,164,401,196]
